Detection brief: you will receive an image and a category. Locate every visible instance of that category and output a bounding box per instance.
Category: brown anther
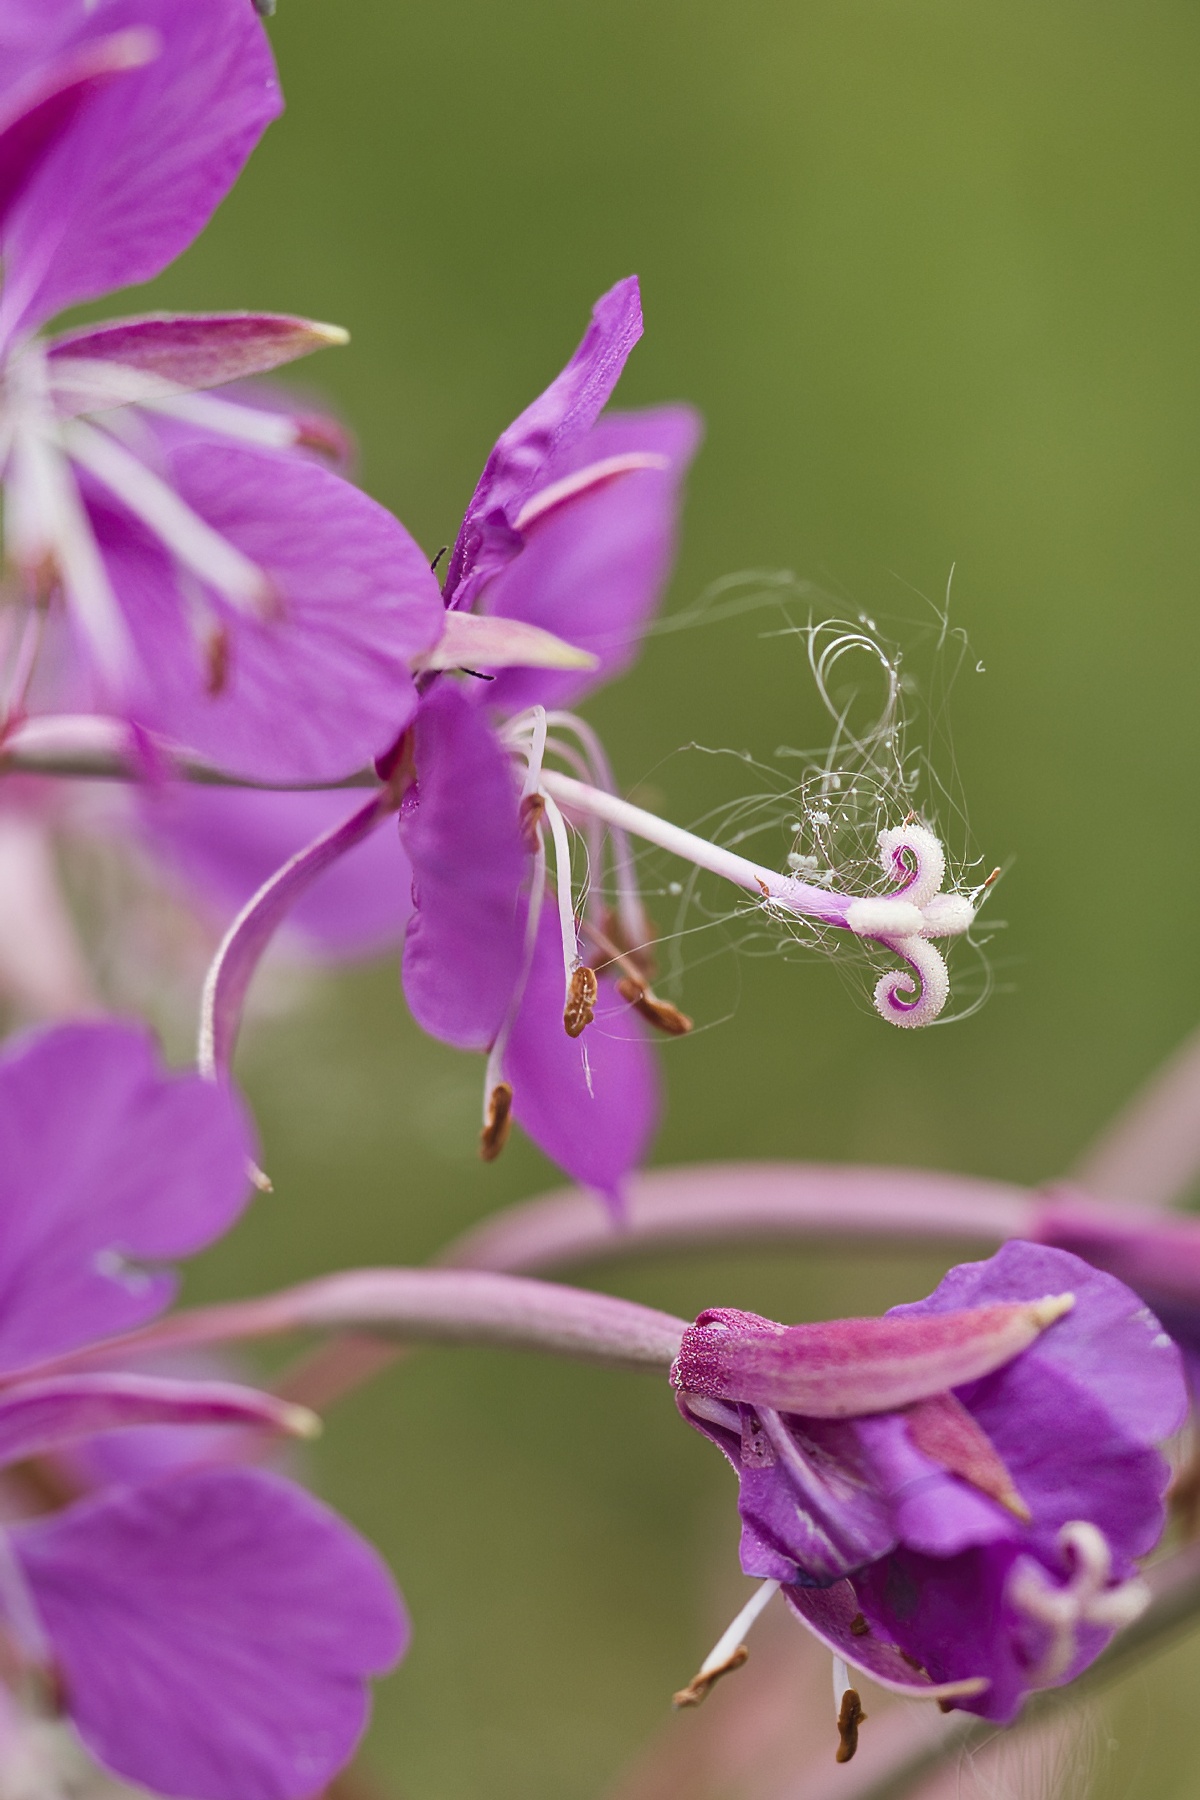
[204,624,231,696]
[835,1688,866,1763]
[983,866,1002,889]
[563,965,598,1038]
[937,1698,956,1715]
[615,977,693,1036]
[899,1650,925,1672]
[849,1612,870,1638]
[519,792,546,852]
[479,1083,513,1161]
[671,1644,749,1709]
[755,877,771,899]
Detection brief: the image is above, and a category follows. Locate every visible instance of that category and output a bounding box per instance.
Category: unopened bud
[563,965,598,1038]
[480,1083,513,1161]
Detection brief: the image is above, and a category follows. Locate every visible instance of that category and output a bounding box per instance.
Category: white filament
[695,1580,780,1680]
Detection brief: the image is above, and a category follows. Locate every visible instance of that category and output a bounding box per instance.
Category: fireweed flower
[0,0,443,780]
[672,1242,1185,1742]
[0,1018,406,1800]
[197,278,983,1209]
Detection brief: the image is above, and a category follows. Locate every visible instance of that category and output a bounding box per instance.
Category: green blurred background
[111,2,1200,1793]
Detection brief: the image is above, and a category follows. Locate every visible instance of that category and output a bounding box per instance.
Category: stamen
[615,977,693,1036]
[64,419,276,618]
[540,790,583,1004]
[563,965,598,1038]
[519,792,546,851]
[672,1579,779,1708]
[833,1655,867,1763]
[479,1083,514,1162]
[544,710,653,954]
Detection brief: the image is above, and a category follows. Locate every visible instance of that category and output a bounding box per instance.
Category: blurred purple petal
[0,1021,254,1368]
[399,685,527,1051]
[444,276,643,611]
[481,405,701,715]
[0,27,156,239]
[0,1373,310,1468]
[140,783,412,961]
[14,1466,406,1800]
[504,910,658,1211]
[84,437,442,781]
[1,0,280,338]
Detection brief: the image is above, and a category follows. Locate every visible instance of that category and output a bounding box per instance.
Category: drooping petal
[782,1576,990,1703]
[503,909,659,1211]
[671,1295,1077,1420]
[199,792,394,1079]
[0,1372,312,1468]
[0,1021,255,1368]
[47,312,349,406]
[14,1466,407,1800]
[890,1241,1185,1565]
[0,0,281,338]
[81,437,443,781]
[480,406,702,715]
[398,685,527,1051]
[443,276,644,611]
[140,783,412,961]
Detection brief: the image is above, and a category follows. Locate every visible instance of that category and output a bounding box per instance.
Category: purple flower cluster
[0,1021,404,1800]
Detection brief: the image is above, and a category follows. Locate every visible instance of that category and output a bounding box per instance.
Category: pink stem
[4,1269,687,1386]
[438,1162,1035,1274]
[1071,1022,1200,1209]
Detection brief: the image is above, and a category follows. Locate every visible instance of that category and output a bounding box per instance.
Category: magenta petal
[2,0,280,336]
[444,276,644,611]
[504,910,659,1210]
[783,1579,989,1702]
[140,783,413,961]
[0,1373,309,1468]
[894,1242,1185,1566]
[481,406,702,716]
[48,312,347,396]
[399,686,527,1051]
[14,1467,407,1800]
[88,438,443,781]
[0,1021,255,1368]
[0,28,156,239]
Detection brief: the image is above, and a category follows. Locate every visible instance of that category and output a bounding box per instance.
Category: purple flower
[673,1241,1185,1725]
[381,276,701,1204]
[191,278,984,1206]
[0,1019,406,1799]
[0,0,443,780]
